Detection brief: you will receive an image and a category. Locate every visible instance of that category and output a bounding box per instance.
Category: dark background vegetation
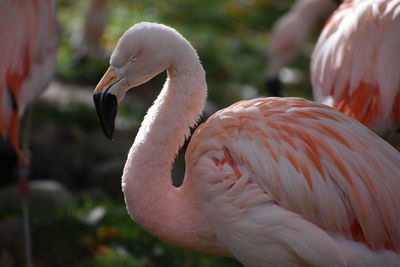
[1,0,315,266]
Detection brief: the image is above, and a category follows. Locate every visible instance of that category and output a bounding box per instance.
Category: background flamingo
[0,0,57,265]
[266,0,337,96]
[94,22,400,266]
[0,0,57,159]
[71,0,109,66]
[311,0,400,147]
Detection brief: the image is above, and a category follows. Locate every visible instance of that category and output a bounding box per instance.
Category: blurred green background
[0,0,316,266]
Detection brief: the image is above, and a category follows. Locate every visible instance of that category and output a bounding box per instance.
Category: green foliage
[24,196,241,267]
[56,0,310,104]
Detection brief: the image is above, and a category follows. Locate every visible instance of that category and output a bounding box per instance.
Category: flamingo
[72,0,109,66]
[93,22,400,266]
[0,0,57,159]
[266,0,337,96]
[0,0,57,265]
[311,0,400,146]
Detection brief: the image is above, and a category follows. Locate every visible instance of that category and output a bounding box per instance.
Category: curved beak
[93,68,120,140]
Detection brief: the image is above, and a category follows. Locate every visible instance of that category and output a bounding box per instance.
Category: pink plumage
[94,22,400,266]
[0,0,57,155]
[311,0,400,137]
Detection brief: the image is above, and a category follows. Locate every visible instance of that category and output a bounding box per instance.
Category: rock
[0,180,76,214]
[29,122,91,189]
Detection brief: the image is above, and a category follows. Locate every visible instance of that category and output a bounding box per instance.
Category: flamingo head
[93,22,180,139]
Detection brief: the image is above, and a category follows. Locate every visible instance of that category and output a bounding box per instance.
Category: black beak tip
[93,92,118,140]
[265,76,283,97]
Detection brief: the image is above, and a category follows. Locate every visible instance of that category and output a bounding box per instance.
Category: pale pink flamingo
[0,0,57,159]
[0,1,57,265]
[72,0,109,65]
[266,0,338,96]
[94,22,400,266]
[311,0,400,146]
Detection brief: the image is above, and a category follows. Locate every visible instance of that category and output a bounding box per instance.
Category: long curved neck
[294,0,337,25]
[121,46,227,255]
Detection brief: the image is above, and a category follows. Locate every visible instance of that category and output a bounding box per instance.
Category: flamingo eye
[129,55,136,62]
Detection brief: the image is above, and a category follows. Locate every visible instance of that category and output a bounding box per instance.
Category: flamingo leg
[18,165,32,267]
[18,107,33,267]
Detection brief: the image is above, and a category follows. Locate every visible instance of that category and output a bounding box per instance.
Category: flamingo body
[311,0,400,136]
[94,22,400,266]
[0,0,57,153]
[188,97,400,266]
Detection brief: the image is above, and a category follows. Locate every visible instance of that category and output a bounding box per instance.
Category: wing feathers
[311,0,400,133]
[187,97,400,253]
